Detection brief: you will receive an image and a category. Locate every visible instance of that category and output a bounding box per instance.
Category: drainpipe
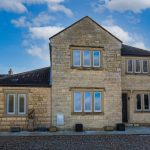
[49,42,53,127]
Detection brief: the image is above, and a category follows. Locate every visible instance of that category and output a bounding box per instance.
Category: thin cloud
[94,0,150,13]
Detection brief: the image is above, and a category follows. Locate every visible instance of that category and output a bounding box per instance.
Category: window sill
[134,111,150,113]
[4,114,27,117]
[126,73,149,75]
[71,112,104,115]
[71,66,103,70]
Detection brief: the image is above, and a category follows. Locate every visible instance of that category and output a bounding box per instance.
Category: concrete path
[0,127,150,136]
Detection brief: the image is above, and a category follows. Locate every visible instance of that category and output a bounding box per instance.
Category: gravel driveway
[0,135,149,150]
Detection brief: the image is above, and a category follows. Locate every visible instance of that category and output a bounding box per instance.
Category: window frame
[94,92,102,112]
[73,50,81,67]
[142,60,149,73]
[136,94,142,111]
[72,88,104,114]
[143,94,150,111]
[18,94,26,115]
[71,47,103,69]
[135,60,141,73]
[73,92,82,113]
[127,59,133,73]
[93,51,101,68]
[83,50,91,67]
[6,94,16,115]
[84,91,92,112]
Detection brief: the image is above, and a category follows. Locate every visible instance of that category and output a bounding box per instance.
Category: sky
[0,0,150,74]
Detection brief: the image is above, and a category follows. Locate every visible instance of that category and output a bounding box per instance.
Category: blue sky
[0,0,150,74]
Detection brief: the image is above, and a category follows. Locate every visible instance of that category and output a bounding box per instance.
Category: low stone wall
[0,87,51,131]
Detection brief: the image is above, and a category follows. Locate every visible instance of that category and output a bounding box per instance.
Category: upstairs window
[93,51,101,67]
[127,60,133,73]
[72,48,102,69]
[142,60,148,73]
[135,60,141,73]
[83,51,91,67]
[73,50,81,67]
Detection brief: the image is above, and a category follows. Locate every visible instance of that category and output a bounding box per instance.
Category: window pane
[143,60,148,73]
[128,60,133,72]
[144,94,149,110]
[73,50,81,66]
[19,95,26,113]
[136,94,142,110]
[94,92,101,112]
[135,60,141,73]
[93,51,100,67]
[83,51,91,67]
[74,92,82,112]
[84,92,92,112]
[8,95,15,113]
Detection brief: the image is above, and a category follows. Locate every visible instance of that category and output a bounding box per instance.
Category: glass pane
[136,94,142,110]
[93,51,100,67]
[143,60,148,73]
[19,95,25,113]
[128,60,133,72]
[84,92,92,112]
[94,92,101,112]
[83,51,91,67]
[73,50,81,66]
[8,95,14,113]
[74,92,82,112]
[144,94,149,110]
[136,60,141,72]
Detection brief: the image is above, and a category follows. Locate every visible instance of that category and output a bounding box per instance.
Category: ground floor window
[73,89,103,114]
[136,94,150,111]
[6,93,26,115]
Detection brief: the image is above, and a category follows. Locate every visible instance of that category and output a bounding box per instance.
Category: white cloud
[24,26,64,61]
[94,0,150,13]
[11,12,55,27]
[0,0,27,13]
[104,24,147,49]
[29,26,64,40]
[0,0,73,16]
[48,3,73,17]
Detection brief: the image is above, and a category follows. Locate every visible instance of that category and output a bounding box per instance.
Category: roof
[0,74,8,79]
[0,67,51,87]
[121,44,150,57]
[49,16,122,43]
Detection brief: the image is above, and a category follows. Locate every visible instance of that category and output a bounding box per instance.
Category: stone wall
[0,87,51,131]
[51,17,122,130]
[121,56,150,124]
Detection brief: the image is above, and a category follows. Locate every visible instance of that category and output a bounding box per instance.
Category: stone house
[0,16,150,131]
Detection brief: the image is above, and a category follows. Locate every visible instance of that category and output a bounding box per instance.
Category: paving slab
[0,127,150,136]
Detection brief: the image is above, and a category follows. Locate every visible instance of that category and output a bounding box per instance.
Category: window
[93,51,101,67]
[136,94,142,111]
[73,90,102,113]
[6,93,26,115]
[18,94,26,114]
[127,60,133,73]
[72,48,102,68]
[144,94,150,110]
[7,94,15,114]
[94,92,101,112]
[73,50,81,67]
[83,51,91,67]
[135,60,141,73]
[84,92,92,112]
[142,60,148,73]
[74,92,82,112]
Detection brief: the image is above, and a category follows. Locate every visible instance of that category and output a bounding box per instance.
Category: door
[122,93,128,123]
